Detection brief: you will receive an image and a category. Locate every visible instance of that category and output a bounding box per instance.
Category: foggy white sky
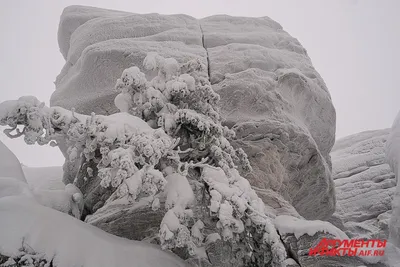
[0,0,399,167]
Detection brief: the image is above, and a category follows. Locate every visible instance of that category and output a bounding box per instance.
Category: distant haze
[1,0,399,167]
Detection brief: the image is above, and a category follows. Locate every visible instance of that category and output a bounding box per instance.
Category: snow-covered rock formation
[0,5,356,266]
[275,215,375,266]
[52,5,336,221]
[330,129,396,240]
[2,3,398,266]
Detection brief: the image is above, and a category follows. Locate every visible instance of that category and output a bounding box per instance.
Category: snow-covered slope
[23,166,64,190]
[330,129,395,240]
[0,196,189,267]
[0,140,25,182]
[51,5,336,220]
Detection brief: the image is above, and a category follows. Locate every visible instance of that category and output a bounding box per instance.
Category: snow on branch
[113,53,251,173]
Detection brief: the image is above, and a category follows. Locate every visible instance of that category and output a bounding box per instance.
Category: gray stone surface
[330,129,396,240]
[86,198,163,241]
[281,231,385,267]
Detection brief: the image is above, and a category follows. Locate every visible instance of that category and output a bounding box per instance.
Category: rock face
[86,198,164,242]
[52,5,336,221]
[275,215,387,267]
[281,231,372,267]
[385,111,400,248]
[208,22,337,218]
[53,6,205,116]
[330,129,396,240]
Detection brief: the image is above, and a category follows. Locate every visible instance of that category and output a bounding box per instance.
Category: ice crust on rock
[58,5,134,60]
[52,6,336,220]
[53,6,205,115]
[330,129,396,240]
[53,40,207,115]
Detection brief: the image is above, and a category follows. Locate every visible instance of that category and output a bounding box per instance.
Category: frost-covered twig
[3,125,25,139]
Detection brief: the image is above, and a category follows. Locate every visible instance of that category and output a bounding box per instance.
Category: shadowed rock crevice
[277,230,302,267]
[199,24,211,81]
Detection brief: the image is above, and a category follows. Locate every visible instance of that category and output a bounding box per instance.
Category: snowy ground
[23,166,65,190]
[0,196,188,267]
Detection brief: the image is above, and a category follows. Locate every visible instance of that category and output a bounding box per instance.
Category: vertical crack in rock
[199,23,211,82]
[277,230,302,267]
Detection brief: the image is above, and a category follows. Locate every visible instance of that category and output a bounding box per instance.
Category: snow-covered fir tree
[0,53,286,266]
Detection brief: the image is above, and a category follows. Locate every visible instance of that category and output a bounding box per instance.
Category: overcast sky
[0,0,399,167]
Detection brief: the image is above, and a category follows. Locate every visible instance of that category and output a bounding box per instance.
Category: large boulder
[51,5,336,221]
[275,215,385,267]
[330,129,396,240]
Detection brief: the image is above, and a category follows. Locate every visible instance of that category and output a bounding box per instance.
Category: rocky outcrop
[86,180,294,266]
[86,198,163,242]
[330,129,396,240]
[280,231,376,267]
[52,6,336,221]
[53,6,205,115]
[275,215,386,267]
[385,111,400,249]
[196,16,335,220]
